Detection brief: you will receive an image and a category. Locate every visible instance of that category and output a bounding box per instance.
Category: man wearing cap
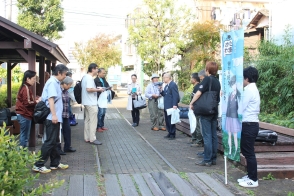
[145,74,166,131]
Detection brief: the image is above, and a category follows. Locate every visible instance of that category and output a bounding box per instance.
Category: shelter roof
[0,16,69,64]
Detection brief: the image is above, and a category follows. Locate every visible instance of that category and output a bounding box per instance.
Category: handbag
[157,97,164,109]
[133,95,147,109]
[193,77,218,116]
[34,101,50,124]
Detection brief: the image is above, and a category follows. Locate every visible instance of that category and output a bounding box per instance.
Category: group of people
[188,62,260,188]
[127,72,180,140]
[14,61,261,188]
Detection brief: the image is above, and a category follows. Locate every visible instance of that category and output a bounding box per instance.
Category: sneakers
[239,179,258,188]
[195,161,212,167]
[96,128,104,132]
[32,166,51,174]
[90,140,102,145]
[237,175,249,183]
[101,127,108,130]
[50,163,69,170]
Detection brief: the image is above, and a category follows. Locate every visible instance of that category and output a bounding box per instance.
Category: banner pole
[224,155,228,184]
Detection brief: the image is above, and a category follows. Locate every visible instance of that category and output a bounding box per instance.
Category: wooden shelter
[0,16,69,147]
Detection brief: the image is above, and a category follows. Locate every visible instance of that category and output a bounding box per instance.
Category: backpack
[0,108,12,126]
[74,79,83,104]
[33,101,50,124]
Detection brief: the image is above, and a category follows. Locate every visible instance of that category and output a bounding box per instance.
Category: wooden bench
[176,119,294,178]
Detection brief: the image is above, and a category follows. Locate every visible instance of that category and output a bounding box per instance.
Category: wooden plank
[164,172,199,196]
[52,175,69,196]
[133,174,153,196]
[105,174,122,196]
[68,175,84,196]
[195,173,234,196]
[187,173,217,196]
[142,173,164,196]
[151,172,180,196]
[259,122,294,137]
[118,174,138,196]
[84,175,99,196]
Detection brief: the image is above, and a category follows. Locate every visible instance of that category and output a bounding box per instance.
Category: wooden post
[45,60,51,74]
[28,50,36,147]
[37,56,45,135]
[51,62,56,72]
[6,63,12,108]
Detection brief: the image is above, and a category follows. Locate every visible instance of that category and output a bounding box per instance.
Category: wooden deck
[176,119,294,179]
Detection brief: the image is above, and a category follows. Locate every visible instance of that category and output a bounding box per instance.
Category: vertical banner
[221,29,244,161]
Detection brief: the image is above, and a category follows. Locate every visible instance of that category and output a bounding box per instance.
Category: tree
[185,21,222,71]
[17,0,65,41]
[128,0,191,76]
[73,34,121,69]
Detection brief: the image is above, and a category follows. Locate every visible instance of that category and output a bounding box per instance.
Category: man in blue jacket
[160,73,180,140]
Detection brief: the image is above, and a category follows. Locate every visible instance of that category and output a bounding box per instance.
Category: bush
[256,29,294,116]
[0,125,63,195]
[0,83,21,108]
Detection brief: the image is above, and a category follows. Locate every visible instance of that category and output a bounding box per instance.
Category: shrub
[0,125,63,195]
[256,28,294,116]
[0,83,21,108]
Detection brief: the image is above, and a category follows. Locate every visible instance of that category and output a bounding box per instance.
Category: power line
[63,10,125,19]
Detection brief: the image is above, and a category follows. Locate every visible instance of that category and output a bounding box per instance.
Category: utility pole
[8,0,12,21]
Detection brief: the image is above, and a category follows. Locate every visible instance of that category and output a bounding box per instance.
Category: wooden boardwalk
[53,172,235,196]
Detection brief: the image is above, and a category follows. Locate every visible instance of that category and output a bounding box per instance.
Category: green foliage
[259,112,294,129]
[179,172,189,181]
[0,83,22,108]
[256,28,294,116]
[246,189,255,196]
[0,126,63,195]
[262,173,275,180]
[73,34,121,69]
[128,0,192,76]
[243,47,257,68]
[0,65,24,83]
[288,191,294,196]
[17,0,65,41]
[185,21,222,70]
[181,85,193,105]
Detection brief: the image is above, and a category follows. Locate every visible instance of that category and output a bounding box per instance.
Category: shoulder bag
[133,95,147,110]
[193,77,218,116]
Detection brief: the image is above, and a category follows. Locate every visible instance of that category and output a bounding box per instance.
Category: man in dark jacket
[94,68,110,132]
[160,73,180,140]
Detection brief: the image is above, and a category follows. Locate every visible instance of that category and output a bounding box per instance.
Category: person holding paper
[127,74,141,127]
[94,68,110,132]
[160,73,180,140]
[145,74,166,131]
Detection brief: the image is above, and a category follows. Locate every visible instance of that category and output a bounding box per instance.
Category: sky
[61,0,140,41]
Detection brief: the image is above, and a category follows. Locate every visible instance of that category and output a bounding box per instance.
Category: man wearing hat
[145,73,166,131]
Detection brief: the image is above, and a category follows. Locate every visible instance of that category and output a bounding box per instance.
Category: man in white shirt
[238,66,260,188]
[82,63,104,145]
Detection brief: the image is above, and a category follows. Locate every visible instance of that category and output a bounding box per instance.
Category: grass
[247,189,255,196]
[131,175,142,196]
[262,173,276,181]
[179,172,189,181]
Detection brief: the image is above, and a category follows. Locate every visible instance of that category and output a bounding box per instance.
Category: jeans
[97,107,107,128]
[164,110,176,137]
[35,120,61,167]
[18,114,32,147]
[241,122,259,182]
[62,118,71,151]
[132,98,140,124]
[200,114,218,163]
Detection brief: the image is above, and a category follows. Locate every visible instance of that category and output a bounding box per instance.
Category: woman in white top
[127,74,141,127]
